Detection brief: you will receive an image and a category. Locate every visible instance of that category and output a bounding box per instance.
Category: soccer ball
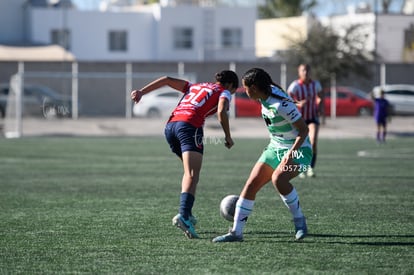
[220,195,239,222]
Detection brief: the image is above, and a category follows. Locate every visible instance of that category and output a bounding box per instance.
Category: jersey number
[181,87,212,107]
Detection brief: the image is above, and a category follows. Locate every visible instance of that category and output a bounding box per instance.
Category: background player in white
[287,64,322,178]
[213,68,312,243]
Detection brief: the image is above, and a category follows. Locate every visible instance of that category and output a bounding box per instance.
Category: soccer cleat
[172,214,199,239]
[173,214,197,227]
[293,216,308,241]
[306,167,315,177]
[212,231,243,243]
[189,215,198,226]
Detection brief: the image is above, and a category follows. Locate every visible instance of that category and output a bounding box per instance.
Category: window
[109,31,128,52]
[387,90,414,96]
[338,92,348,99]
[173,27,193,49]
[221,28,242,48]
[51,29,71,50]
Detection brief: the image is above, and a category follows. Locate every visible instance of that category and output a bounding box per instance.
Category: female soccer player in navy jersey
[287,64,322,178]
[213,68,311,242]
[131,70,239,239]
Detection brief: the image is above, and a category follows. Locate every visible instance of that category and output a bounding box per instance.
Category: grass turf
[0,136,413,274]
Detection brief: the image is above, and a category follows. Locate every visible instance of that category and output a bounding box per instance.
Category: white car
[372,84,414,115]
[133,89,183,118]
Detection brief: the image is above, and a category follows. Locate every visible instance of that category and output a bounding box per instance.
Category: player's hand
[131,90,143,104]
[224,136,234,149]
[296,100,306,108]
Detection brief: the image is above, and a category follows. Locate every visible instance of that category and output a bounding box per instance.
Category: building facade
[320,12,414,63]
[255,15,320,60]
[27,1,256,61]
[0,0,413,63]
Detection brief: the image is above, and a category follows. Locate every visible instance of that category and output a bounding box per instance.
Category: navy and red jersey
[168,82,232,128]
[287,79,322,120]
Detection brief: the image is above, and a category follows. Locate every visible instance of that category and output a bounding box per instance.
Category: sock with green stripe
[232,197,255,236]
[280,188,304,218]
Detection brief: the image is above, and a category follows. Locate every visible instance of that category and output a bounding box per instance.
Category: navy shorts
[164,121,204,157]
[375,116,387,127]
[305,118,320,125]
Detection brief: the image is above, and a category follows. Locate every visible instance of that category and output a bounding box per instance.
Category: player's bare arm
[317,90,324,114]
[288,90,306,109]
[131,76,188,104]
[283,118,309,163]
[217,97,234,149]
[296,99,307,108]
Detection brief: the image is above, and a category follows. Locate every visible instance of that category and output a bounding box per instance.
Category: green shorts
[257,144,313,172]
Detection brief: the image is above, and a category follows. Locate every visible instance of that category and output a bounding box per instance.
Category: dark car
[323,86,373,116]
[234,87,261,117]
[0,84,71,118]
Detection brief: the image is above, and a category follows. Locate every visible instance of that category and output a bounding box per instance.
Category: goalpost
[4,64,24,138]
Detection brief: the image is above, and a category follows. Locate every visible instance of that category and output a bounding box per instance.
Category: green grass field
[1,136,413,274]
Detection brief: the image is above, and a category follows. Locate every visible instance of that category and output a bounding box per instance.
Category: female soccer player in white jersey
[131,70,239,239]
[287,64,322,178]
[213,68,312,242]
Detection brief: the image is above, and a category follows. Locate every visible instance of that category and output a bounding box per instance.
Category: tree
[283,23,376,86]
[258,0,318,18]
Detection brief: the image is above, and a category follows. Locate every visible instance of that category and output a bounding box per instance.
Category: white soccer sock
[232,197,255,236]
[280,188,304,218]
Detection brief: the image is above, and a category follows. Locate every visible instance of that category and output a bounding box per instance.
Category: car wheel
[147,108,161,118]
[358,107,371,116]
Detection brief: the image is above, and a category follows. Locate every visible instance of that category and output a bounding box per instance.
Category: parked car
[323,86,373,116]
[133,89,182,118]
[372,84,414,115]
[0,83,71,119]
[234,87,261,117]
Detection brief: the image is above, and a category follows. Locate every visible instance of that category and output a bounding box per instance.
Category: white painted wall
[30,8,156,61]
[321,13,414,62]
[377,14,414,62]
[320,13,376,53]
[28,4,255,61]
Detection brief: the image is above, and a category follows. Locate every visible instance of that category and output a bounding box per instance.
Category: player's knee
[271,173,281,188]
[272,170,289,189]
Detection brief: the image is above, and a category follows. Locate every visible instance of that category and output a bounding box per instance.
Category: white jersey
[260,86,311,149]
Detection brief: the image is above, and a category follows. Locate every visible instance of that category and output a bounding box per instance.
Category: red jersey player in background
[287,64,322,178]
[131,70,239,239]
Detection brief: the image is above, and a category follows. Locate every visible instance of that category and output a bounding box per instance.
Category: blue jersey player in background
[372,89,391,144]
